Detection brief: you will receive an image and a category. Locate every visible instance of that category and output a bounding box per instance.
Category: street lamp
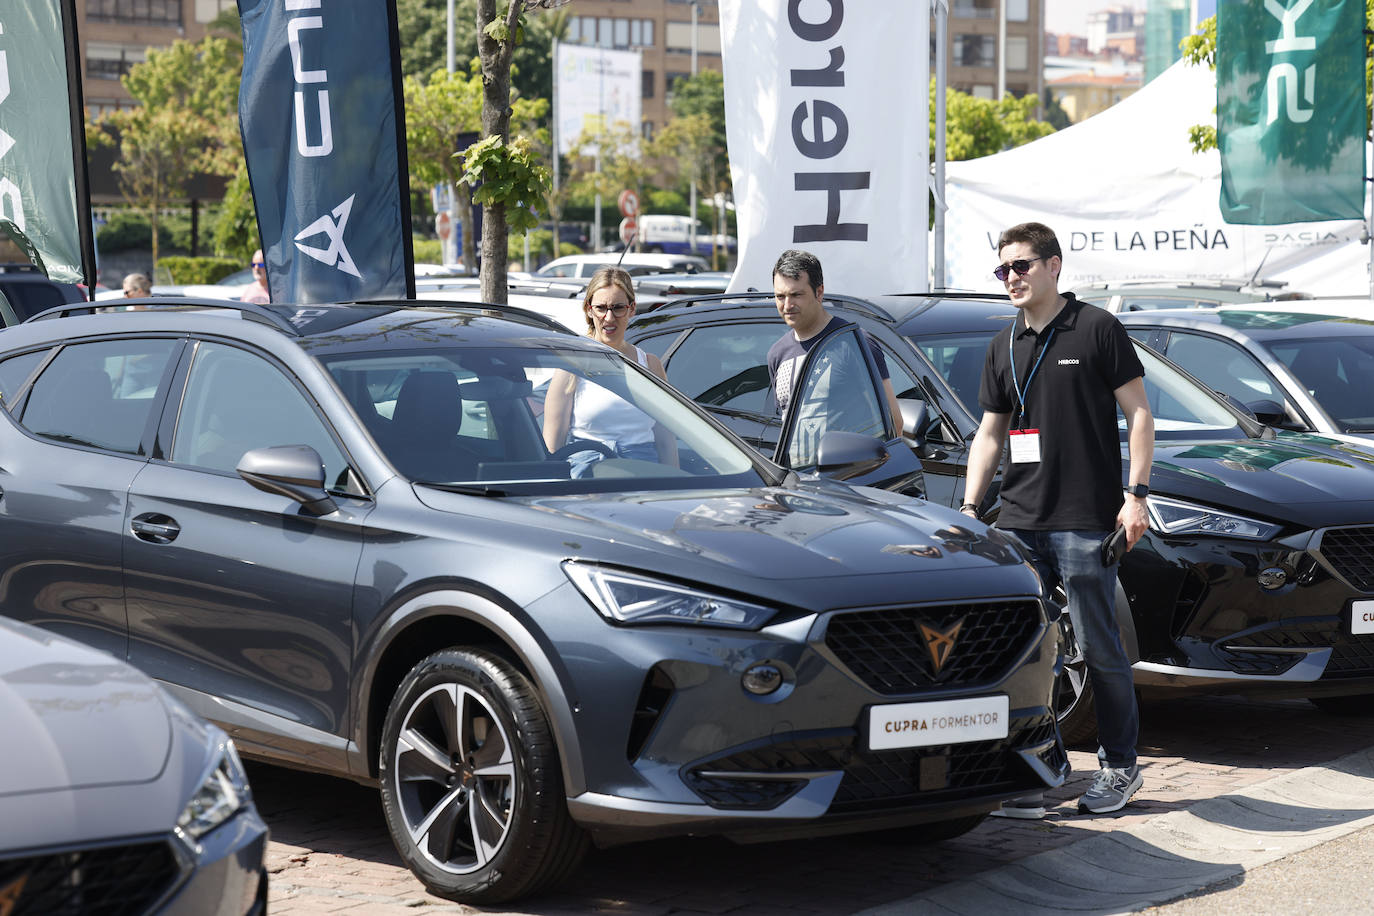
[689,1,699,254]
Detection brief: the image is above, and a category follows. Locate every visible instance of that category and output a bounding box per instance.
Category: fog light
[742,663,783,696]
[1258,567,1288,590]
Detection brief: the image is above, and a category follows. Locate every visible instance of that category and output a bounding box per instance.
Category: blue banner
[237,0,412,304]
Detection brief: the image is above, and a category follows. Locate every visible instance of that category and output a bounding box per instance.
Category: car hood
[417,481,1040,606]
[1149,434,1374,526]
[0,621,171,796]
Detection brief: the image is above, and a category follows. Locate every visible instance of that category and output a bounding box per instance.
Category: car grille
[1221,623,1374,677]
[1317,526,1374,592]
[822,600,1042,694]
[0,839,182,916]
[685,712,1058,811]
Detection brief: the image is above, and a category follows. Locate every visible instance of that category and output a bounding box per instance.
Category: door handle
[131,513,180,544]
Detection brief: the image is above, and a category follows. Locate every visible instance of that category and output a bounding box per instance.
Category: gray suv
[0,300,1066,903]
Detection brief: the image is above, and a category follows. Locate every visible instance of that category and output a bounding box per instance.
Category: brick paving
[249,696,1374,915]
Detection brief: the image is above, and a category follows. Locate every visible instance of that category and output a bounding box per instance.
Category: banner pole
[60,0,99,301]
[385,0,417,298]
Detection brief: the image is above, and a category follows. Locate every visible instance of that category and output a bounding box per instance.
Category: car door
[0,337,181,658]
[1158,329,1312,429]
[775,325,925,495]
[876,341,974,507]
[124,339,372,746]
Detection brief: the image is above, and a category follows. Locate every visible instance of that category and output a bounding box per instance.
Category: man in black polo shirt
[961,222,1154,817]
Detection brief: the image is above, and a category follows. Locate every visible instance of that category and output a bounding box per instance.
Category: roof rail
[26,299,304,335]
[650,290,898,324]
[352,299,576,335]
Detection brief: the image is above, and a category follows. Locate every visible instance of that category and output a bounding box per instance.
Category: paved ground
[249,695,1374,915]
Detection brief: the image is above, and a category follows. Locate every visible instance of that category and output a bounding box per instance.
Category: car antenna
[1247,247,1272,288]
[616,224,638,267]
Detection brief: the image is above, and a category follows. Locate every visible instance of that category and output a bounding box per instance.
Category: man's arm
[960,410,1011,518]
[882,378,903,438]
[1114,375,1154,548]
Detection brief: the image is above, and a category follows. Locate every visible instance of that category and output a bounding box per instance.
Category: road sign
[436,211,451,241]
[617,189,639,217]
[619,216,637,245]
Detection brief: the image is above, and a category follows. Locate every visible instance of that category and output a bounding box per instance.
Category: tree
[467,1,559,303]
[406,67,484,273]
[89,37,242,268]
[660,70,731,267]
[935,83,1056,161]
[396,0,562,104]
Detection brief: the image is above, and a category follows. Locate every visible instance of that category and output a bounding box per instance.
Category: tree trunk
[476,0,519,304]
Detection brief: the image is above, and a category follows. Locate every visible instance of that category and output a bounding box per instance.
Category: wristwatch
[1125,484,1150,498]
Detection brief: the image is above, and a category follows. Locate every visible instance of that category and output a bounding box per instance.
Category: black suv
[629,292,1374,742]
[0,299,1067,903]
[0,263,84,324]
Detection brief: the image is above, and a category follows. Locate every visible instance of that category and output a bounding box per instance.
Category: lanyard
[1009,324,1055,426]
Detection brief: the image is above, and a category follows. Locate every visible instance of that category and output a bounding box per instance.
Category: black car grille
[823,600,1042,694]
[1220,622,1374,677]
[0,839,182,916]
[1317,527,1374,592]
[685,713,1057,812]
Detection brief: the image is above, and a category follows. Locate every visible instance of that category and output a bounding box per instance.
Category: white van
[635,215,737,256]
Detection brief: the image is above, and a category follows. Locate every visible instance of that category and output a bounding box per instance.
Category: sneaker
[1077,765,1143,814]
[989,792,1046,820]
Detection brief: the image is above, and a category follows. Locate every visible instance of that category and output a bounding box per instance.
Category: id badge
[1009,428,1041,464]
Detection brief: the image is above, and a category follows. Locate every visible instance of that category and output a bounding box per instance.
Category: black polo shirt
[978,293,1144,530]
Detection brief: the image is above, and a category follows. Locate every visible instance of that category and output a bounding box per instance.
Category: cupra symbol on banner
[294,194,361,279]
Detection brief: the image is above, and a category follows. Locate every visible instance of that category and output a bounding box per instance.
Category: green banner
[1217,0,1365,224]
[0,1,83,281]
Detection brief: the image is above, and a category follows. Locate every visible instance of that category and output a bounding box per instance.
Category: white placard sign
[721,1,929,296]
[554,43,643,157]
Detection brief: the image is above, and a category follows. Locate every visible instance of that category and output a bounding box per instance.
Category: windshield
[1268,335,1374,433]
[908,332,1248,441]
[321,344,768,494]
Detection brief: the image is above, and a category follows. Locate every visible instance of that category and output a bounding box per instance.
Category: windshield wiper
[416,482,508,497]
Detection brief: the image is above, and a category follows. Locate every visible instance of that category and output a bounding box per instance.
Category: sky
[1044,0,1109,36]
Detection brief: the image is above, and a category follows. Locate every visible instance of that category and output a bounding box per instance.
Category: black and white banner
[238,0,412,304]
[721,1,928,295]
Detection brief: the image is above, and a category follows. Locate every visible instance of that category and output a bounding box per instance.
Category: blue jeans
[568,440,657,478]
[1003,528,1139,770]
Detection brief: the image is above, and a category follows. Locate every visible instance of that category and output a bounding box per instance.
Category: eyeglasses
[993,257,1043,282]
[590,303,631,316]
[252,261,267,268]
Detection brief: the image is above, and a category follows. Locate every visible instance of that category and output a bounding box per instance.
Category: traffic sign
[618,216,637,245]
[435,211,452,241]
[617,189,639,217]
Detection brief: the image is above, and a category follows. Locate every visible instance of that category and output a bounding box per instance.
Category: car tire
[378,648,588,904]
[1308,695,1374,716]
[870,814,987,844]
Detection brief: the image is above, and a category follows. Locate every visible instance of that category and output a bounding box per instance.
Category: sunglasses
[591,303,631,316]
[993,257,1043,282]
[252,261,267,268]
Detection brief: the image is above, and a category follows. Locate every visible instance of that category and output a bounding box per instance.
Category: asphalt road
[247,695,1374,915]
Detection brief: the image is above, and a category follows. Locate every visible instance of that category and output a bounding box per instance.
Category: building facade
[940,0,1046,101]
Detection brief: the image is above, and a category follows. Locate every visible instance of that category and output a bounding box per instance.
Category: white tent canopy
[943,60,1370,298]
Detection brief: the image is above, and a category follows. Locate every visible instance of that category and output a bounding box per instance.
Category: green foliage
[936,85,1056,160]
[648,189,687,214]
[97,210,171,252]
[508,228,580,265]
[211,166,259,260]
[412,237,443,263]
[158,256,240,284]
[461,135,551,234]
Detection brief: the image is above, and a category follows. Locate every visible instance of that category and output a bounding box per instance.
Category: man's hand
[1118,495,1149,549]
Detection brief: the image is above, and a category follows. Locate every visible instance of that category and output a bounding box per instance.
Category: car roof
[1117,305,1374,341]
[636,290,1016,335]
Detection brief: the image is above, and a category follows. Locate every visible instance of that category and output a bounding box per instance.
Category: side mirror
[897,398,929,447]
[1217,391,1258,421]
[237,445,337,516]
[1245,399,1287,426]
[816,430,889,479]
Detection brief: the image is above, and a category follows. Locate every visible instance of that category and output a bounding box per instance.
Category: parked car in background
[1072,278,1310,313]
[629,291,1374,742]
[633,214,737,256]
[1118,307,1374,445]
[0,263,85,323]
[534,252,708,279]
[0,298,1067,903]
[0,615,267,914]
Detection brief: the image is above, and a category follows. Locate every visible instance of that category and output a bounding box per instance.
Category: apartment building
[941,0,1046,101]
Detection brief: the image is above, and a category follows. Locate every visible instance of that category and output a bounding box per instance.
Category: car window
[874,342,959,446]
[662,322,779,414]
[1126,328,1155,346]
[785,329,886,470]
[0,279,74,320]
[1271,336,1374,432]
[633,331,678,361]
[1163,332,1285,405]
[1130,343,1248,438]
[0,349,48,409]
[19,339,178,454]
[1119,296,1204,312]
[913,334,990,417]
[171,342,349,485]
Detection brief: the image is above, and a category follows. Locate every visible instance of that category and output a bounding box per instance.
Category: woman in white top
[542,267,677,477]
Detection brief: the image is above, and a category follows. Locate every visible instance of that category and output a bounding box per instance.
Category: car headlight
[177,734,251,841]
[563,561,775,628]
[1146,495,1282,541]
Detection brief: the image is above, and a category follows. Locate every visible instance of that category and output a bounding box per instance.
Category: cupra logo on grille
[919,618,965,674]
[0,873,28,916]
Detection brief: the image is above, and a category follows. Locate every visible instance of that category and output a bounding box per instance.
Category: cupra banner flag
[721,1,929,295]
[0,1,85,283]
[238,0,413,303]
[1217,0,1365,224]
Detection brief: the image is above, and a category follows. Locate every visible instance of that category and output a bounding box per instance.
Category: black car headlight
[563,561,775,629]
[1147,495,1282,541]
[177,732,251,842]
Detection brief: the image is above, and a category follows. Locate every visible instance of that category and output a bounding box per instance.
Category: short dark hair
[772,249,823,293]
[997,222,1062,263]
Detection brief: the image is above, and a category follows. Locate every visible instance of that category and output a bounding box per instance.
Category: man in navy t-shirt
[766,249,900,427]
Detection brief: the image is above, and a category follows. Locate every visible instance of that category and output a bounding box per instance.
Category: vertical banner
[238,0,413,304]
[721,1,928,295]
[0,0,89,284]
[1217,0,1364,224]
[554,44,643,156]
